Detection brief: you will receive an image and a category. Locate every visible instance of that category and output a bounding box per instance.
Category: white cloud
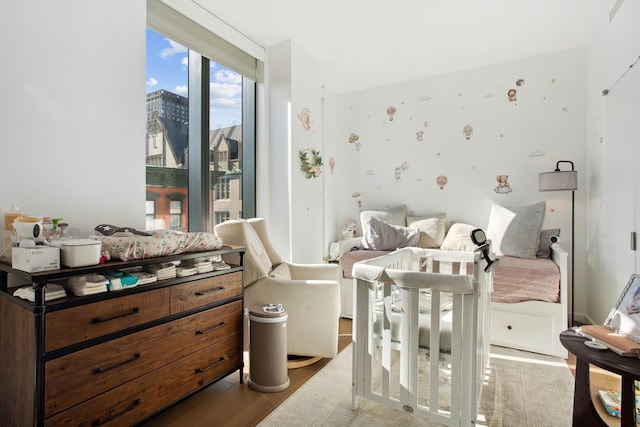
[181,56,188,67]
[146,77,158,87]
[175,85,188,96]
[211,97,241,107]
[214,69,241,84]
[210,82,241,98]
[160,39,187,59]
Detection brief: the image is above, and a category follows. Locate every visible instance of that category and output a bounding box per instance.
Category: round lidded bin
[247,303,290,392]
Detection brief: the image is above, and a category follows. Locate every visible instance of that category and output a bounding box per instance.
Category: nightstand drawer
[45,288,170,352]
[170,272,242,314]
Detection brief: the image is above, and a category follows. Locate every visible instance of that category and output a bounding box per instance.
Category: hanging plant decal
[299,148,323,179]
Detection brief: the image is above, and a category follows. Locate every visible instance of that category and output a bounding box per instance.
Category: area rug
[258,344,574,426]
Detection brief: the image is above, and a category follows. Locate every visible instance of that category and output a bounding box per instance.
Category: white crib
[351,246,492,427]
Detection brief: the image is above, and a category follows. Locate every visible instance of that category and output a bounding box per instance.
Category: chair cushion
[215,219,272,286]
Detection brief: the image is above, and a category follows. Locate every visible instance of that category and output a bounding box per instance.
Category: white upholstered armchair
[214,218,341,358]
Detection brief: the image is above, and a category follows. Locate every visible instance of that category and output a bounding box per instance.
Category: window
[145,26,256,231]
[216,177,230,200]
[215,211,230,224]
[145,200,156,230]
[169,199,183,229]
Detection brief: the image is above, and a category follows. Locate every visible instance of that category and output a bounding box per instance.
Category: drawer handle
[195,286,225,297]
[93,352,141,374]
[195,357,225,373]
[91,307,140,323]
[91,398,140,426]
[196,322,225,335]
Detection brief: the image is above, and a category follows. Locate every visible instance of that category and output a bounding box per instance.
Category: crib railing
[351,246,492,427]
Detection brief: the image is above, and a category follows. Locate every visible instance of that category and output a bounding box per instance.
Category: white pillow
[243,222,273,281]
[486,201,546,259]
[361,216,419,251]
[440,223,478,251]
[408,214,446,248]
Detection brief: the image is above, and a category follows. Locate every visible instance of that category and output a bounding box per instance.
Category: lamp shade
[538,170,577,191]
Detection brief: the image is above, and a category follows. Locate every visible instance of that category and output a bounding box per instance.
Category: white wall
[325,49,587,315]
[0,1,146,236]
[586,1,640,323]
[263,41,325,264]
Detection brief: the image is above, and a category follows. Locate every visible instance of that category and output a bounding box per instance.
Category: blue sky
[146,28,242,130]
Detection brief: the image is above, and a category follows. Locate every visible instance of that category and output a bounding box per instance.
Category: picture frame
[604,274,640,343]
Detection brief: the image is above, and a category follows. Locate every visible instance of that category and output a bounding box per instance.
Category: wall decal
[494,175,513,194]
[365,170,375,175]
[348,133,361,151]
[297,108,312,130]
[386,106,396,121]
[424,121,430,127]
[352,192,363,210]
[485,93,495,98]
[394,162,409,181]
[529,149,546,158]
[507,89,517,102]
[299,148,323,179]
[418,95,432,102]
[329,157,335,174]
[462,124,473,141]
[516,79,525,86]
[436,175,448,190]
[416,130,424,142]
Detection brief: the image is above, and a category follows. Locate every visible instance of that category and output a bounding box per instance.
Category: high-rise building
[146,90,189,124]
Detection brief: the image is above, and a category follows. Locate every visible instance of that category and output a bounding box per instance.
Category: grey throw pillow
[486,201,546,259]
[536,228,560,258]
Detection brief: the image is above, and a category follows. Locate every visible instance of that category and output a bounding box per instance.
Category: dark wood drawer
[44,300,242,417]
[45,288,170,352]
[44,334,242,427]
[170,272,242,314]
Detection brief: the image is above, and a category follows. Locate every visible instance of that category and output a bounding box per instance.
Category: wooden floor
[138,317,627,427]
[138,318,353,427]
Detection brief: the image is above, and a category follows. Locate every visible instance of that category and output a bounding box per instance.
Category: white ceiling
[195,0,617,93]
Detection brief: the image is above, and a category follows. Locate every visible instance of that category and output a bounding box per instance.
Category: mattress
[342,249,560,304]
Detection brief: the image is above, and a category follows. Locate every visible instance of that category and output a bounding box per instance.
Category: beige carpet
[258,344,574,426]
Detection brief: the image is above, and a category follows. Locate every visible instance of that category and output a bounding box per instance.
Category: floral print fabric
[92,229,223,261]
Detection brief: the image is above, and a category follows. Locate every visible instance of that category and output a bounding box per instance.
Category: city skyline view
[146,28,243,130]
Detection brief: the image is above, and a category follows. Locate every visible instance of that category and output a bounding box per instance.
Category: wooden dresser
[0,245,244,427]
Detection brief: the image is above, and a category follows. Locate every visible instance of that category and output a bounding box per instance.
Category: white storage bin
[50,239,102,267]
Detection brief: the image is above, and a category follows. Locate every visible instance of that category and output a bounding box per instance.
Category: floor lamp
[539,160,577,327]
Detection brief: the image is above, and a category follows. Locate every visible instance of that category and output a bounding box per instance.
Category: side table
[560,329,640,427]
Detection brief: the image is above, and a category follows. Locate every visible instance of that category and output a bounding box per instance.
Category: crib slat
[429,290,441,412]
[382,283,393,399]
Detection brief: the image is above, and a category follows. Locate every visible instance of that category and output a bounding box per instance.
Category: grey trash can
[247,303,290,392]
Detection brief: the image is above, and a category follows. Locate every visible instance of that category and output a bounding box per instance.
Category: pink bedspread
[341,250,560,304]
[492,255,560,303]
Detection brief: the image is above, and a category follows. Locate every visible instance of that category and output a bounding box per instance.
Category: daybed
[337,203,568,358]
